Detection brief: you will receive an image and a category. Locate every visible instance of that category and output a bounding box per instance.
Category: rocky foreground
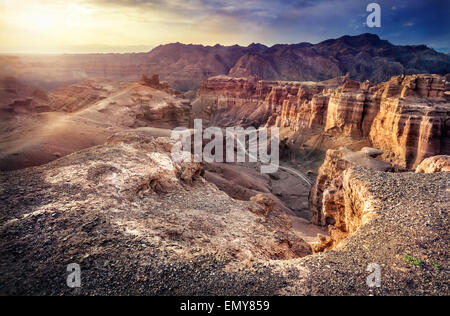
[0,130,448,295]
[0,133,312,295]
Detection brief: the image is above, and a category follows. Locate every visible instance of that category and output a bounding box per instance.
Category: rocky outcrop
[310,142,448,253]
[415,155,450,173]
[194,75,334,129]
[277,74,449,169]
[275,82,328,132]
[49,78,192,129]
[47,78,130,112]
[323,80,371,137]
[0,77,50,119]
[309,147,393,250]
[195,74,450,169]
[140,74,182,97]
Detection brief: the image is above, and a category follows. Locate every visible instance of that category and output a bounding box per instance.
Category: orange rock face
[193,75,277,127]
[195,74,450,169]
[308,147,393,251]
[276,83,328,132]
[415,155,450,173]
[369,75,449,168]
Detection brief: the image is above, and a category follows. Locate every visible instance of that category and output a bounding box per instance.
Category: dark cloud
[85,0,450,51]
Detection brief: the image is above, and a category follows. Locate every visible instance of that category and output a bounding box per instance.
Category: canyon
[0,40,449,295]
[193,73,450,257]
[194,73,450,169]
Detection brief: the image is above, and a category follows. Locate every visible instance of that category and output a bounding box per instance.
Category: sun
[11,3,95,32]
[13,6,61,32]
[27,11,55,30]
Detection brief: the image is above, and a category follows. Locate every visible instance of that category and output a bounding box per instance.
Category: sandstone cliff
[293,168,449,296]
[192,75,300,127]
[369,75,449,168]
[195,74,450,169]
[308,147,393,250]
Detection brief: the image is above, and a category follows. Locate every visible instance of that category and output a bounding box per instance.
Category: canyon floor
[0,73,448,296]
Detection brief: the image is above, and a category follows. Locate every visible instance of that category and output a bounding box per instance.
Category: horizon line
[0,33,448,55]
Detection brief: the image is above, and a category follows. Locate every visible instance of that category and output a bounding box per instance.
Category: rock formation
[415,155,450,173]
[0,77,192,171]
[308,147,393,250]
[195,74,450,169]
[47,78,130,113]
[0,77,50,119]
[193,75,289,127]
[369,75,449,168]
[140,74,182,96]
[295,168,449,296]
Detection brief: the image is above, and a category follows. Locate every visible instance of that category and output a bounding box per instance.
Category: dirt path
[227,128,313,186]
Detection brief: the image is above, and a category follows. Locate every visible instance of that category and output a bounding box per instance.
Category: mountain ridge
[1,34,449,92]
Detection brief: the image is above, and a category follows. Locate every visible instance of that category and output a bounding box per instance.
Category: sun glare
[8,3,63,33]
[27,10,56,30]
[5,2,95,32]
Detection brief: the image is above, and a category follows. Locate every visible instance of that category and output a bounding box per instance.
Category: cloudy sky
[0,0,449,54]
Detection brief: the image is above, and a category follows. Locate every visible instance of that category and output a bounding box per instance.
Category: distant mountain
[149,33,450,89]
[149,34,450,90]
[1,34,449,92]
